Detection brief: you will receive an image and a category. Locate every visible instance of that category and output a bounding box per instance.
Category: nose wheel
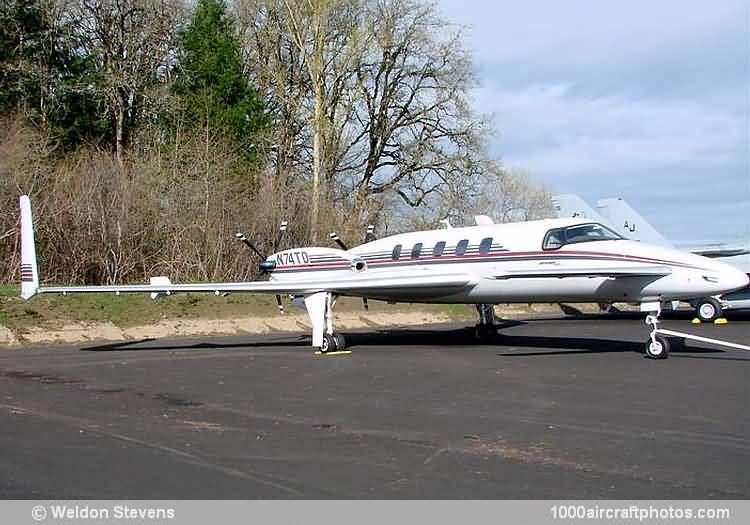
[644,334,670,359]
[644,307,669,359]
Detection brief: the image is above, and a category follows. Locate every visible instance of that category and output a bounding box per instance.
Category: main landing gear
[305,291,347,354]
[474,303,498,341]
[320,332,347,354]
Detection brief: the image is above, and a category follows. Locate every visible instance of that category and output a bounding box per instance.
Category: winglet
[20,195,39,300]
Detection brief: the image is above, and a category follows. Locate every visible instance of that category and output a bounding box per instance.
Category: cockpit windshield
[543,223,624,250]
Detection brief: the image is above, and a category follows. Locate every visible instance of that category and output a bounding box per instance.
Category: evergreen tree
[0,0,54,119]
[173,0,267,162]
[0,0,109,148]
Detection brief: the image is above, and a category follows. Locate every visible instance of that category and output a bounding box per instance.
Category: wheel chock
[691,318,701,324]
[314,350,352,356]
[714,318,728,325]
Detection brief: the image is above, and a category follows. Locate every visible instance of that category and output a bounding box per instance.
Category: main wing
[19,195,474,301]
[35,271,476,298]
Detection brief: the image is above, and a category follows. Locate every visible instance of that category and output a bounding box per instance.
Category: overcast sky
[437,0,750,242]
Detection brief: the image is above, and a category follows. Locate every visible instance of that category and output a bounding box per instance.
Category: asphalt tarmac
[0,313,748,499]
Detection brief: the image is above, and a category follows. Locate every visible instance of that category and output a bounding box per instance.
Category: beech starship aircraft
[19,196,748,358]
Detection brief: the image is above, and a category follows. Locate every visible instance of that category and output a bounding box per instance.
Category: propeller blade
[362,297,369,311]
[273,221,288,252]
[364,224,376,243]
[235,232,265,259]
[276,294,284,315]
[329,232,348,250]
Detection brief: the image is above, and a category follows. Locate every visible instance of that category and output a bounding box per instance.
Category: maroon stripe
[274,249,704,273]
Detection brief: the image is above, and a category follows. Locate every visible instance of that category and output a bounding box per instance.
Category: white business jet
[18,196,748,359]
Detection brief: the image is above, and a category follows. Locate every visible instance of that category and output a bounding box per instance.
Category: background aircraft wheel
[644,335,670,359]
[320,334,336,354]
[334,333,347,351]
[695,298,722,322]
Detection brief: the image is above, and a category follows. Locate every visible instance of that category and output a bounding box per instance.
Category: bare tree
[237,0,491,239]
[235,0,314,233]
[475,165,555,223]
[335,0,488,228]
[70,0,184,165]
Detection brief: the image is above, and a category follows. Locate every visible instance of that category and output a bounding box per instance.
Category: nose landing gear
[644,306,670,359]
[642,301,750,359]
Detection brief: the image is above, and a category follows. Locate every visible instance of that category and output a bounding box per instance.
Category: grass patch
[0,285,474,331]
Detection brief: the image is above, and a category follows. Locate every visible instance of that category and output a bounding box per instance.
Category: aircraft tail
[19,195,40,300]
[551,194,609,225]
[596,197,672,247]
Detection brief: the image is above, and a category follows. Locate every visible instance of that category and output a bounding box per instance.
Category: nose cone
[710,260,749,294]
[727,267,749,291]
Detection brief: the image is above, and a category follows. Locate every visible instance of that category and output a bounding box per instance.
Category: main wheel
[320,333,336,354]
[333,332,347,351]
[644,335,670,359]
[473,324,496,341]
[695,297,722,322]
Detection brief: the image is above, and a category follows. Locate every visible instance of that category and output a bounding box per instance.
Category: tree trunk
[115,105,125,167]
[311,85,323,242]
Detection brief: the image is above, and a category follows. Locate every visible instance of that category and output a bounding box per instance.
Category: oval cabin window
[456,239,469,256]
[479,237,493,255]
[433,241,446,257]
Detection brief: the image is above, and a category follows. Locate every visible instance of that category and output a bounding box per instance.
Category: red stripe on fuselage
[271,249,704,273]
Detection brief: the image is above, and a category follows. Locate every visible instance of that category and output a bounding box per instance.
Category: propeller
[329,231,370,311]
[234,232,264,259]
[329,232,348,250]
[361,226,376,309]
[364,224,376,243]
[273,221,288,252]
[235,220,289,314]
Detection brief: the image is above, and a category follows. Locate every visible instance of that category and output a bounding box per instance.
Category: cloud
[437,0,750,241]
[478,83,747,173]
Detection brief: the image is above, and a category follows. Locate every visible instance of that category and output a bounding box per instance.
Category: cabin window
[479,237,493,255]
[543,229,564,250]
[433,241,446,257]
[543,223,623,250]
[391,244,402,259]
[564,223,623,244]
[411,243,423,258]
[456,239,469,256]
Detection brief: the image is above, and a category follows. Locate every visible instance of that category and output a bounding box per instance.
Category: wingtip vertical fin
[20,195,39,300]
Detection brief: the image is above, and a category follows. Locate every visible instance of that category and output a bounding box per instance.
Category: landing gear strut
[474,303,497,341]
[305,292,347,353]
[644,304,669,359]
[641,301,750,360]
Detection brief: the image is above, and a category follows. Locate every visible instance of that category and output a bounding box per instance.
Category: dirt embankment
[0,300,580,346]
[3,311,455,345]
